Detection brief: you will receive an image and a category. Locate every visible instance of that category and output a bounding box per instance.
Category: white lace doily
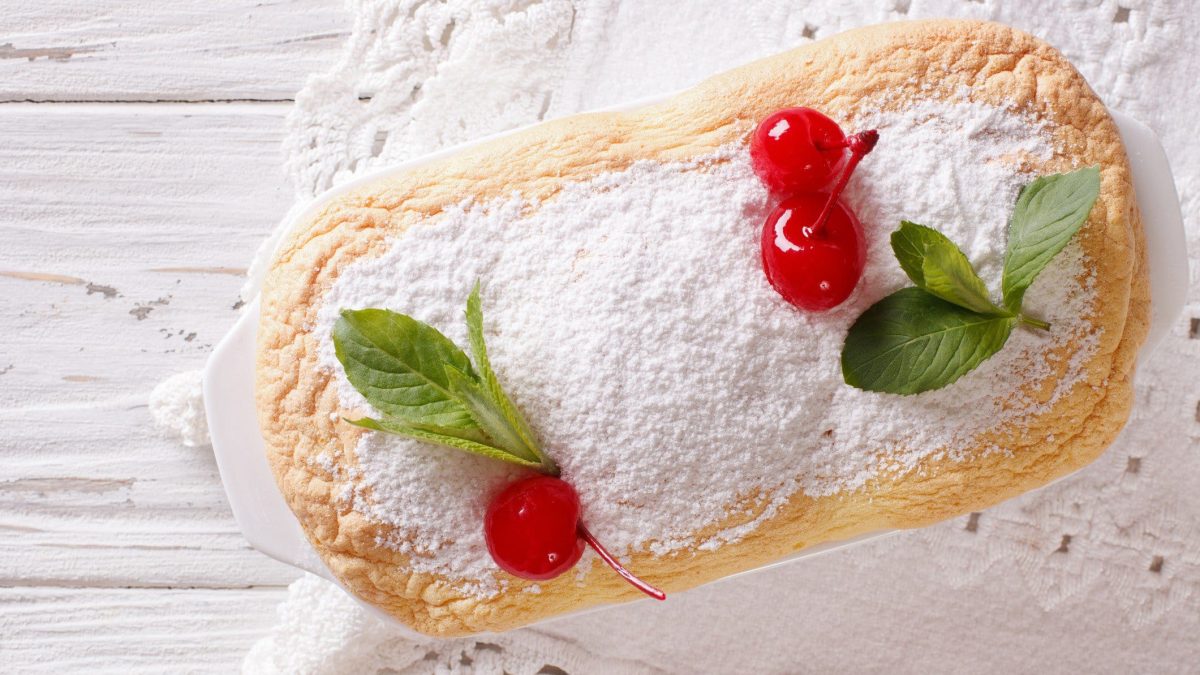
[245,1,1200,672]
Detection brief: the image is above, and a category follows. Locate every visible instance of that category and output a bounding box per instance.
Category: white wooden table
[0,3,346,669]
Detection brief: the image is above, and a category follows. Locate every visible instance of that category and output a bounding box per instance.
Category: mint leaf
[1002,166,1101,310]
[444,365,541,464]
[345,416,543,470]
[333,308,482,438]
[464,283,550,470]
[333,289,559,475]
[841,288,1017,395]
[891,221,1008,316]
[842,170,1088,395]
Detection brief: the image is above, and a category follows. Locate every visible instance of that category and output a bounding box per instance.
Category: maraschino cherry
[485,476,582,580]
[756,117,879,311]
[750,107,850,194]
[762,193,867,311]
[485,475,666,599]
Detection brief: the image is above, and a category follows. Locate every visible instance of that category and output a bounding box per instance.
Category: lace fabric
[245,1,1200,671]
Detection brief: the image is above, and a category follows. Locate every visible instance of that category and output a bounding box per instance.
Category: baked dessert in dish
[255,19,1148,636]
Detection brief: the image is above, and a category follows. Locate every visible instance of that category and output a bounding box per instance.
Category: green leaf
[891,221,1009,316]
[345,417,543,470]
[333,308,483,437]
[444,365,540,464]
[332,288,560,476]
[464,283,556,474]
[1001,166,1101,310]
[841,288,1017,395]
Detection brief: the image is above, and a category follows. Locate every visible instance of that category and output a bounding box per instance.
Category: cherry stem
[577,522,666,601]
[808,129,879,238]
[813,137,850,151]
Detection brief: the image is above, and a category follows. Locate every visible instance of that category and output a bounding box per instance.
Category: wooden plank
[0,106,300,588]
[0,397,300,588]
[0,1,346,102]
[0,586,283,672]
[0,104,291,408]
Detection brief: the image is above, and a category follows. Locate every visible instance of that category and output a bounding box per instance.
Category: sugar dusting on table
[312,95,1097,596]
[149,369,211,448]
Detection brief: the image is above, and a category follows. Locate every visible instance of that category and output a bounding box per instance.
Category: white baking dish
[204,106,1187,638]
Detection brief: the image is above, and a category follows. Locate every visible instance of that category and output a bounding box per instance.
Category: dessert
[255,19,1149,636]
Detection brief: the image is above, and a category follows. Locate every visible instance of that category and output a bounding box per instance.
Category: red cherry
[484,475,666,599]
[759,127,877,311]
[485,475,584,580]
[750,107,848,194]
[761,193,866,311]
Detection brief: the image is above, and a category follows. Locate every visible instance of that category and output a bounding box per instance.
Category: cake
[255,19,1149,636]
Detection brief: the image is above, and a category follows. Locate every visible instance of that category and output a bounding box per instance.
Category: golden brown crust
[256,19,1149,636]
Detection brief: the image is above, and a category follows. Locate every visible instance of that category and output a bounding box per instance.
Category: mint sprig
[1002,166,1102,310]
[333,283,558,475]
[842,288,1017,395]
[332,307,484,439]
[841,167,1100,395]
[891,221,1008,316]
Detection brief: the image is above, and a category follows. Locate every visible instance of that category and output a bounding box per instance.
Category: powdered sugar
[149,370,210,448]
[311,96,1098,596]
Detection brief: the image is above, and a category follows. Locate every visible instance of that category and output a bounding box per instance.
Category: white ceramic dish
[204,106,1187,638]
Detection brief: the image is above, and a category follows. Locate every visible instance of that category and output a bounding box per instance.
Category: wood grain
[0,400,298,588]
[0,105,301,668]
[0,1,346,102]
[0,106,293,408]
[0,2,342,667]
[0,587,283,671]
